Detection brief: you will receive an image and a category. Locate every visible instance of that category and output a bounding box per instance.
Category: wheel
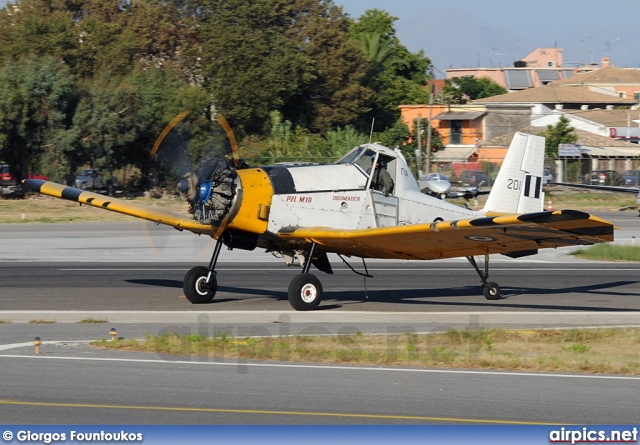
[288,273,323,311]
[183,266,217,304]
[79,181,88,190]
[482,282,501,300]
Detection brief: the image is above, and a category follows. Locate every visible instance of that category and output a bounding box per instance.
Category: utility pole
[416,116,422,176]
[425,70,434,175]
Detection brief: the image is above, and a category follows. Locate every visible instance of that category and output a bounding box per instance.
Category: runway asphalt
[0,212,639,425]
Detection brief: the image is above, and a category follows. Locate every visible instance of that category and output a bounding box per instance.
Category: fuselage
[221,144,484,250]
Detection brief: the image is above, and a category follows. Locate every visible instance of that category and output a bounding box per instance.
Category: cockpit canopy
[336,145,377,175]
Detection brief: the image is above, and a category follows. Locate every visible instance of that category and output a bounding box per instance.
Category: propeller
[150,111,246,228]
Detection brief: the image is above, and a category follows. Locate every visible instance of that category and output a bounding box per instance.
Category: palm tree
[356,32,408,75]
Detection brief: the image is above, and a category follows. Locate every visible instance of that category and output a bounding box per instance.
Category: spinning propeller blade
[150,111,245,233]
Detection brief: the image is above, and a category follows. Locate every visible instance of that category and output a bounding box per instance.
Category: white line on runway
[1,352,639,381]
[0,340,91,351]
[2,310,640,315]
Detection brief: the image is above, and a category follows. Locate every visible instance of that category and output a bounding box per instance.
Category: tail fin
[483,132,545,214]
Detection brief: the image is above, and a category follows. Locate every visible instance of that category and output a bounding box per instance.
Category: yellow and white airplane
[24,132,614,310]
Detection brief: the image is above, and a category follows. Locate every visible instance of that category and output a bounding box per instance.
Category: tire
[288,273,323,311]
[183,266,217,304]
[483,282,501,300]
[79,182,88,190]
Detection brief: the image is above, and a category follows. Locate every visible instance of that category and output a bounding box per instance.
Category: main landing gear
[182,239,502,308]
[466,254,501,300]
[183,237,223,304]
[287,242,323,311]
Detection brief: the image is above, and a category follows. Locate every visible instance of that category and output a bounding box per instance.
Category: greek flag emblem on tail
[523,175,541,199]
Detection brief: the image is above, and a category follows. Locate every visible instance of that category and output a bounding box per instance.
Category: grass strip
[94,328,640,375]
[572,244,640,262]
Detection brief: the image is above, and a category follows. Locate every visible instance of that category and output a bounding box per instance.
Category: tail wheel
[483,282,501,300]
[183,266,217,304]
[288,273,322,311]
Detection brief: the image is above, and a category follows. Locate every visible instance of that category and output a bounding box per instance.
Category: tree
[0,55,76,184]
[355,32,409,77]
[349,9,431,132]
[72,66,212,189]
[0,0,78,66]
[258,110,367,164]
[442,76,507,104]
[282,0,371,134]
[71,76,141,178]
[539,115,578,158]
[197,0,370,136]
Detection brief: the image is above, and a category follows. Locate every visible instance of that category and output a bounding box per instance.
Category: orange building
[399,104,486,148]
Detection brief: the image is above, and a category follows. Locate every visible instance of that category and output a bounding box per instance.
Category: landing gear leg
[183,237,223,304]
[288,242,323,311]
[466,254,501,300]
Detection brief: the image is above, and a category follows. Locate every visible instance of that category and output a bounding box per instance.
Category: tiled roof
[563,109,640,126]
[434,111,486,120]
[472,83,635,105]
[552,67,640,85]
[478,126,639,149]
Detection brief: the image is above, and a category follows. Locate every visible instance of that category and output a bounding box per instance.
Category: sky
[337,0,640,77]
[1,0,638,76]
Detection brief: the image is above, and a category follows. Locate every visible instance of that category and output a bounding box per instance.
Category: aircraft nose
[177,178,190,194]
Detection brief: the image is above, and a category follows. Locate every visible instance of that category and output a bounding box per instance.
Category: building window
[634,92,640,101]
[504,70,533,90]
[537,70,560,86]
[450,120,462,145]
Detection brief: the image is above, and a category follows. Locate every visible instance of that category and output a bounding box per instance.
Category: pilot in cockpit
[370,157,394,197]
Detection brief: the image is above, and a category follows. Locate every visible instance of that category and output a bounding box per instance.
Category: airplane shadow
[128,279,182,288]
[126,279,640,311]
[325,280,640,312]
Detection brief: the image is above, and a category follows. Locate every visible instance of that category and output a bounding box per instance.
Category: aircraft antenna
[369,118,375,143]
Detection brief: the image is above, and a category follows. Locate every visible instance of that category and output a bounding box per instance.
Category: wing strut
[337,254,374,279]
[337,255,374,300]
[466,255,501,300]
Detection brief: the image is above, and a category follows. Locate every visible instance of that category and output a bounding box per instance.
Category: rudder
[483,132,545,214]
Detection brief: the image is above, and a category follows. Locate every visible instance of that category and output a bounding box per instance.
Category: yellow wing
[278,210,614,260]
[24,179,214,236]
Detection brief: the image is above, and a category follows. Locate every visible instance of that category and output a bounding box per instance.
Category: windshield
[336,146,377,175]
[336,146,366,165]
[427,173,447,181]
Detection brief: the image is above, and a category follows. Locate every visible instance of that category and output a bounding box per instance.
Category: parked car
[622,169,640,186]
[460,170,491,187]
[543,168,554,184]
[75,169,118,193]
[1,164,49,186]
[588,170,626,186]
[0,164,11,186]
